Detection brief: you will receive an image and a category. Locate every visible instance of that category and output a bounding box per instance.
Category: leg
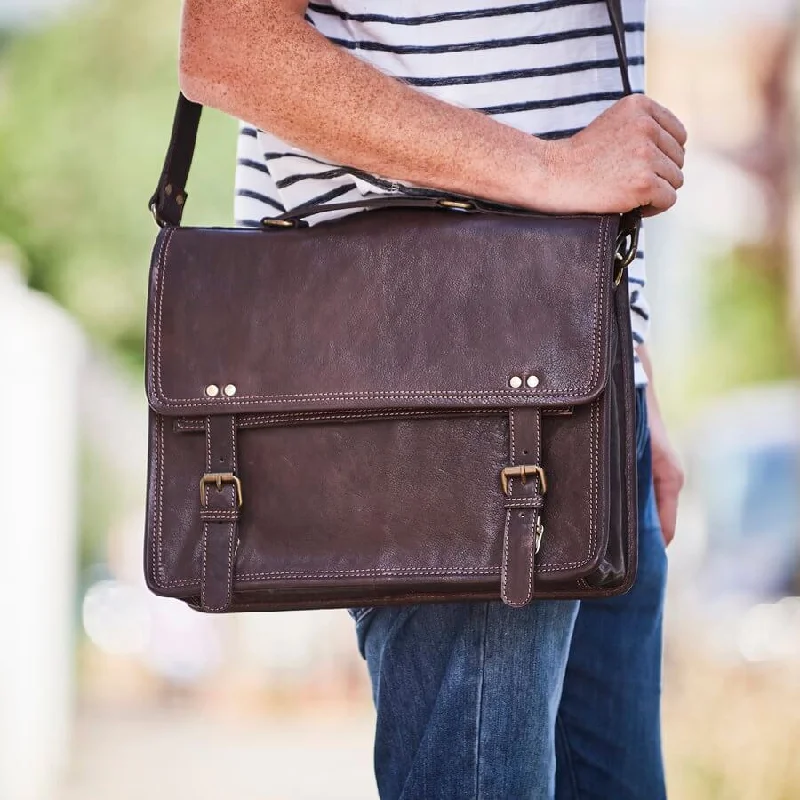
[353,599,579,800]
[555,389,668,800]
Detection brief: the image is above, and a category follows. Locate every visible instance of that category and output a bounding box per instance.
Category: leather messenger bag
[144,0,641,613]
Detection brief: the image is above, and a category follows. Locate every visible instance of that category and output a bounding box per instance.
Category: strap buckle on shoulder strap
[149,94,203,227]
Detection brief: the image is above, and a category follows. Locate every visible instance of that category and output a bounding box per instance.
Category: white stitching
[151,220,609,408]
[157,417,596,580]
[157,391,589,408]
[220,521,236,611]
[149,219,612,594]
[173,408,573,432]
[231,415,237,473]
[501,509,512,604]
[589,216,607,401]
[199,417,212,608]
[163,567,500,587]
[153,228,175,404]
[204,416,212,472]
[200,521,210,607]
[202,519,237,613]
[154,416,164,584]
[153,390,607,590]
[508,410,516,495]
[151,402,603,586]
[200,418,238,611]
[200,511,240,519]
[534,401,599,572]
[502,409,541,606]
[237,567,498,578]
[175,408,501,430]
[620,292,636,584]
[501,510,536,606]
[519,512,536,605]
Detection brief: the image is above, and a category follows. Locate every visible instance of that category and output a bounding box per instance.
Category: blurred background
[2,0,800,798]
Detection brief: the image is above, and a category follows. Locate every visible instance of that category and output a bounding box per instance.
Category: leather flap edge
[146,212,618,416]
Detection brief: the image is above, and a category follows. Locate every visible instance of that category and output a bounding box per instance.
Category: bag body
[143,0,641,613]
[144,202,639,612]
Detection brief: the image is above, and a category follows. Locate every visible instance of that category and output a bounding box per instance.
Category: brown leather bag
[144,0,641,613]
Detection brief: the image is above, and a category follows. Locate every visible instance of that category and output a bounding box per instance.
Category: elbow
[178,47,216,106]
[178,49,246,121]
[178,21,235,109]
[178,2,223,105]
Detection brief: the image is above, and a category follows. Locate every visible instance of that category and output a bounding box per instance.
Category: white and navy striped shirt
[234,0,650,385]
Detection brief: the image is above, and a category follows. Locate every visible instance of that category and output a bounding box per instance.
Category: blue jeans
[350,389,667,799]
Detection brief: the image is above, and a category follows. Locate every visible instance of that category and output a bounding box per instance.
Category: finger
[648,99,687,147]
[654,150,684,190]
[639,175,677,215]
[654,482,678,547]
[655,127,685,169]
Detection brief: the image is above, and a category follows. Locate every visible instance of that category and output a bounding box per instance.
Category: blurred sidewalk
[57,704,377,800]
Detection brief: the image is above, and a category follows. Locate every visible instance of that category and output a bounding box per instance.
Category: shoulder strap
[607,0,632,95]
[149,0,632,227]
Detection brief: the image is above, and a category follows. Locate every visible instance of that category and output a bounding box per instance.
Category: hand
[542,94,687,217]
[647,391,685,547]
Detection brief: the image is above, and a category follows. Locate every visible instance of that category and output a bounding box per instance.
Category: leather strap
[265,195,546,226]
[501,408,545,607]
[606,0,632,96]
[200,415,241,612]
[149,0,632,227]
[149,94,202,227]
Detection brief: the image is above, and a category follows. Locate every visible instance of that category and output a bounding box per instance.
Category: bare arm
[179,0,686,215]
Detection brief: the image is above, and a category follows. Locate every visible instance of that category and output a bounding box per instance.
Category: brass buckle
[500,465,547,496]
[199,473,243,508]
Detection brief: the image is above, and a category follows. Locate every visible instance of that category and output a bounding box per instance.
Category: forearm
[179,1,552,209]
[180,0,685,215]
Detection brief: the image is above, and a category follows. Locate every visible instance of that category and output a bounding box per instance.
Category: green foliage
[0,0,236,371]
[690,251,797,396]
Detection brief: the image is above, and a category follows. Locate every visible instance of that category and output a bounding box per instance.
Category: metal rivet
[164,183,173,196]
[526,375,540,389]
[509,375,523,389]
[205,384,220,397]
[176,194,185,206]
[223,384,237,397]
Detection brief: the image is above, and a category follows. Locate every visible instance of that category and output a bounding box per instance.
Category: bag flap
[146,209,618,416]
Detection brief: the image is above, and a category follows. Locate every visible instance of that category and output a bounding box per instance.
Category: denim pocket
[347,607,375,625]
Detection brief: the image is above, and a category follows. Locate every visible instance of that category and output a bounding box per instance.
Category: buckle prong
[500,465,547,496]
[199,472,243,508]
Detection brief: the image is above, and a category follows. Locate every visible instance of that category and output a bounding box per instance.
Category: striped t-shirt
[234,0,650,385]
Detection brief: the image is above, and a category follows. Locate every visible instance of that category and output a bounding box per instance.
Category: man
[178,1,685,797]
